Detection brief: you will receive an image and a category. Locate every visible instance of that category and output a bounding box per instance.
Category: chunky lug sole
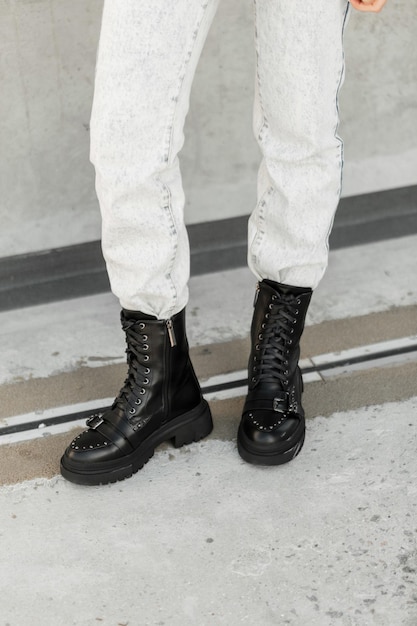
[60,400,213,486]
[237,423,305,466]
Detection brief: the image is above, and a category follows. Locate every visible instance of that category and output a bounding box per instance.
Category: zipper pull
[253,282,260,307]
[166,319,177,347]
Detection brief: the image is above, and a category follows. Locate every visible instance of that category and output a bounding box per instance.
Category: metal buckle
[273,393,289,413]
[86,415,104,429]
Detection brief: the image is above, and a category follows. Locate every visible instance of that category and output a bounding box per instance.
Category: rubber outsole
[237,430,305,466]
[60,400,213,486]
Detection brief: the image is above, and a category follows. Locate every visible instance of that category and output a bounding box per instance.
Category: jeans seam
[323,1,351,258]
[249,185,274,271]
[155,176,178,317]
[166,1,211,165]
[157,2,212,317]
[253,0,268,143]
[249,0,272,272]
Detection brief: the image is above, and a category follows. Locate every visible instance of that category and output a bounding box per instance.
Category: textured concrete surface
[1,397,417,626]
[1,1,416,256]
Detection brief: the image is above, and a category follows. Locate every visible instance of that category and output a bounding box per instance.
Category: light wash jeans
[90,0,350,319]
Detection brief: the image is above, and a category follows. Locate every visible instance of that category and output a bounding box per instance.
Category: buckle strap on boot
[86,412,137,455]
[244,391,290,414]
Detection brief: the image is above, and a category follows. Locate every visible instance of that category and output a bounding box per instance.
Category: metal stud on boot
[60,309,213,485]
[238,279,312,465]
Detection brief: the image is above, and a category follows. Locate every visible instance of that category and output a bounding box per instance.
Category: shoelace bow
[114,319,151,413]
[253,294,299,386]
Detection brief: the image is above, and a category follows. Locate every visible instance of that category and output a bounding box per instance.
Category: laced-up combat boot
[238,279,312,465]
[60,308,212,485]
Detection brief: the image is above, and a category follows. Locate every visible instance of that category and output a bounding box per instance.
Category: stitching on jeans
[253,0,268,142]
[157,2,213,317]
[249,185,274,270]
[323,1,351,257]
[249,0,272,272]
[165,1,212,162]
[155,175,178,314]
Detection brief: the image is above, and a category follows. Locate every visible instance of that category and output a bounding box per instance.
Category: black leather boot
[238,279,312,465]
[61,308,213,485]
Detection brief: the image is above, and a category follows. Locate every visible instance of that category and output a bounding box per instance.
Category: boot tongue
[262,279,312,297]
[122,309,157,321]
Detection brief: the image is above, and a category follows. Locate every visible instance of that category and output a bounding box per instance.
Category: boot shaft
[249,280,312,391]
[120,308,201,427]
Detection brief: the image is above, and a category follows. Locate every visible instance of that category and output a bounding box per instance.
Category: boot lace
[252,294,301,387]
[113,319,151,415]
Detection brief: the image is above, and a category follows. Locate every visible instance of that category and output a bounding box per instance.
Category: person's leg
[238,0,350,465]
[61,0,219,485]
[91,0,219,319]
[249,0,350,288]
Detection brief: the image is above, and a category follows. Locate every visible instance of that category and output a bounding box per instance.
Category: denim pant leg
[90,0,219,318]
[248,0,350,290]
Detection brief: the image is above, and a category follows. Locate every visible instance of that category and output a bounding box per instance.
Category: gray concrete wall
[1,0,416,257]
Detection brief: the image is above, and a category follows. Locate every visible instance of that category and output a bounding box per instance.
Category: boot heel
[172,400,213,448]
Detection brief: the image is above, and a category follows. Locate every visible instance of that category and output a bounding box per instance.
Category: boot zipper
[166,319,177,348]
[253,282,260,307]
[164,318,177,419]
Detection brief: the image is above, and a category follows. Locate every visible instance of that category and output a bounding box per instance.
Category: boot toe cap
[241,410,299,445]
[238,410,305,464]
[63,428,124,465]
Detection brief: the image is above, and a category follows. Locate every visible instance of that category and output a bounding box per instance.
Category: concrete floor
[1,235,417,626]
[2,398,417,626]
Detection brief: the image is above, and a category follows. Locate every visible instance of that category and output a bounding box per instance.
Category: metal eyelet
[144,368,150,374]
[142,334,148,341]
[295,310,299,315]
[139,323,146,330]
[143,378,149,385]
[144,355,150,362]
[143,344,149,351]
[251,377,257,383]
[140,388,146,395]
[269,303,274,310]
[272,295,278,301]
[296,299,301,305]
[261,323,266,329]
[290,329,294,334]
[258,333,263,340]
[129,408,136,414]
[287,339,292,345]
[135,398,142,405]
[284,370,289,376]
[255,344,260,351]
[265,313,270,319]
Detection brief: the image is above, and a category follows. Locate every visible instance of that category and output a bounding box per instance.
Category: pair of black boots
[60,279,312,485]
